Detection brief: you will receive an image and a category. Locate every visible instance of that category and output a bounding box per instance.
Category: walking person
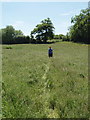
[48,46,53,57]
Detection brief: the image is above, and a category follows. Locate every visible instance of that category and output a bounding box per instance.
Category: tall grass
[2,42,89,118]
[0,44,2,119]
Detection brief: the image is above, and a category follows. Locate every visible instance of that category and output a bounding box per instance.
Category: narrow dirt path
[41,58,59,118]
[42,63,50,80]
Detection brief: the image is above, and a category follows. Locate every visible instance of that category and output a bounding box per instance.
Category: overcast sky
[1,2,88,35]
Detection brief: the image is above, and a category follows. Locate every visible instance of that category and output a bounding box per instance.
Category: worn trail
[41,58,59,118]
[42,63,50,80]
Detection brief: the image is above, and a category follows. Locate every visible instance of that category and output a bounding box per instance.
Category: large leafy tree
[68,8,90,43]
[31,18,55,43]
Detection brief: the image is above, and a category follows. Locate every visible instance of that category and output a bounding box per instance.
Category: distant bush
[5,46,12,49]
[54,34,65,39]
[14,36,30,44]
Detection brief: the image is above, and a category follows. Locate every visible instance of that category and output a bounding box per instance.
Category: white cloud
[59,9,81,16]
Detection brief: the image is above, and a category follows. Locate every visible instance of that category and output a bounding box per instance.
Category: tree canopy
[1,25,30,44]
[2,25,15,44]
[30,18,55,43]
[68,8,90,43]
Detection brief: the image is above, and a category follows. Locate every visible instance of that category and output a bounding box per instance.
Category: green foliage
[68,8,90,43]
[14,30,23,37]
[1,25,30,44]
[62,33,70,41]
[15,35,30,44]
[5,46,12,49]
[2,25,15,44]
[2,42,89,118]
[54,34,65,40]
[31,18,55,43]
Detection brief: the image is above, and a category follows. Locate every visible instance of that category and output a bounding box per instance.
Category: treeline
[0,26,30,44]
[0,8,89,44]
[0,18,55,44]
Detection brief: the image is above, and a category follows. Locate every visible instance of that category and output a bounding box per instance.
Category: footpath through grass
[2,42,89,118]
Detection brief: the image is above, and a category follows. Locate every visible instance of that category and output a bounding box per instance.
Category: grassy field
[0,45,2,118]
[2,41,89,118]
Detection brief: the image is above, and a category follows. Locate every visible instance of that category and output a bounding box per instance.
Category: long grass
[2,42,89,118]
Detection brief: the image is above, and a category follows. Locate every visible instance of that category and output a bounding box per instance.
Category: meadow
[2,41,89,118]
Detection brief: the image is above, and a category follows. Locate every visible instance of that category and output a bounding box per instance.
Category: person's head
[49,46,51,48]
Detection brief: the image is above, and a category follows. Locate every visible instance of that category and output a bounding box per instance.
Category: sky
[0,2,88,35]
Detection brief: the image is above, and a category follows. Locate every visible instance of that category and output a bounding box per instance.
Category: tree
[14,30,23,37]
[68,8,90,43]
[2,25,15,44]
[54,34,65,39]
[31,18,55,43]
[1,25,30,44]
